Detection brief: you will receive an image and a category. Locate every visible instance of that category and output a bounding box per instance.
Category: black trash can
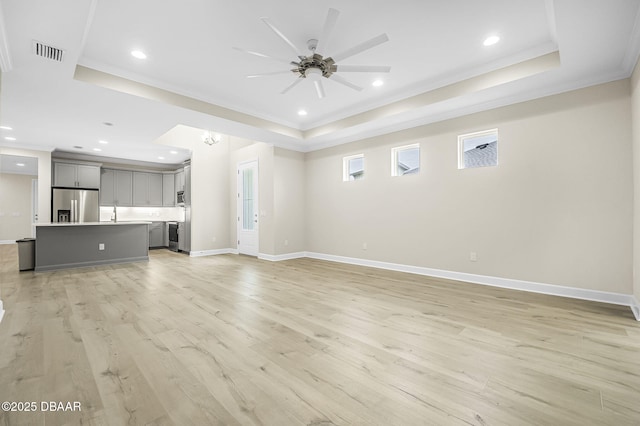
[16,238,35,271]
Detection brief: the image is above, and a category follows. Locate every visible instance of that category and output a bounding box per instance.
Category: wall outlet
[284,239,289,246]
[470,251,477,262]
[212,236,217,242]
[362,242,368,250]
[99,243,105,251]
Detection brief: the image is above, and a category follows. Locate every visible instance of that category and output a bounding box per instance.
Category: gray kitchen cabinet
[100,169,115,205]
[115,170,133,206]
[100,169,133,206]
[54,163,76,187]
[149,222,164,248]
[162,173,175,206]
[133,172,163,206]
[148,173,163,206]
[175,169,185,192]
[54,162,100,188]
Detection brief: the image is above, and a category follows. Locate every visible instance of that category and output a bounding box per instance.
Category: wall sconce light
[202,131,221,145]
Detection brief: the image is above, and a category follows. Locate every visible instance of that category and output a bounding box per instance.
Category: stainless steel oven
[168,222,179,252]
[177,191,185,206]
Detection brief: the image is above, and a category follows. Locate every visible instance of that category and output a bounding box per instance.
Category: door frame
[31,178,38,237]
[237,159,259,256]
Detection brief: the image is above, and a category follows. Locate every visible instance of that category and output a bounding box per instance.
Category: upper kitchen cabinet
[53,162,101,188]
[162,172,175,207]
[175,169,185,192]
[100,169,133,206]
[133,172,163,206]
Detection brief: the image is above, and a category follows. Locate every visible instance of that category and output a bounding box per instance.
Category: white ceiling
[0,154,38,175]
[0,0,639,164]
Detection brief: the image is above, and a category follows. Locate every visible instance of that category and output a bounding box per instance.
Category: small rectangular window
[343,154,364,181]
[391,143,420,176]
[458,129,498,169]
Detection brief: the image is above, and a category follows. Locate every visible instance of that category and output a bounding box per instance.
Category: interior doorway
[237,160,259,256]
[0,154,38,242]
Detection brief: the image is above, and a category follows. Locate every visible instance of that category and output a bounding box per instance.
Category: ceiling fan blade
[329,74,363,91]
[260,17,303,57]
[233,47,292,65]
[246,70,295,78]
[314,80,326,99]
[335,65,391,73]
[315,8,340,55]
[331,33,389,63]
[280,77,304,94]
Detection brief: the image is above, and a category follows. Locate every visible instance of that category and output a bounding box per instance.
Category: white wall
[306,80,633,295]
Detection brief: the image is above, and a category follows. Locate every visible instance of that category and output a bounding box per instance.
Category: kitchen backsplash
[99,206,185,222]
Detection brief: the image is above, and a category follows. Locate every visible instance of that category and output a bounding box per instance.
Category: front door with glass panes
[237,160,259,256]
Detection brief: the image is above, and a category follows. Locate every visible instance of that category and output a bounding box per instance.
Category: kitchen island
[34,222,150,271]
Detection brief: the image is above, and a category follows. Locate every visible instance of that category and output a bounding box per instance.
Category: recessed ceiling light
[16,163,25,167]
[0,125,12,130]
[98,140,109,144]
[131,50,147,59]
[103,122,114,126]
[170,150,178,155]
[372,79,384,87]
[297,109,308,116]
[158,156,165,160]
[93,148,102,152]
[73,145,83,149]
[5,136,16,141]
[483,35,500,46]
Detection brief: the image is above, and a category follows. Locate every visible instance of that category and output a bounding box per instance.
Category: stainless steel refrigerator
[51,188,99,223]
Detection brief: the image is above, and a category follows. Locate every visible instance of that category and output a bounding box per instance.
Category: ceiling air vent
[32,40,65,62]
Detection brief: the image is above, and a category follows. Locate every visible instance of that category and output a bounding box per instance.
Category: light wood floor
[0,245,639,426]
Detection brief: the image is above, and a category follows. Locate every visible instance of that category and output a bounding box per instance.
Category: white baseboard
[0,240,16,245]
[0,299,4,323]
[189,248,237,257]
[304,251,637,313]
[258,252,306,262]
[631,295,640,321]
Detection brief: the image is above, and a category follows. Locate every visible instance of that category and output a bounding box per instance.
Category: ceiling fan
[234,8,391,99]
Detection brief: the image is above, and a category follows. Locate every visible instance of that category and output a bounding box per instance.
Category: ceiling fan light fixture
[304,67,323,81]
[372,79,384,87]
[238,8,390,99]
